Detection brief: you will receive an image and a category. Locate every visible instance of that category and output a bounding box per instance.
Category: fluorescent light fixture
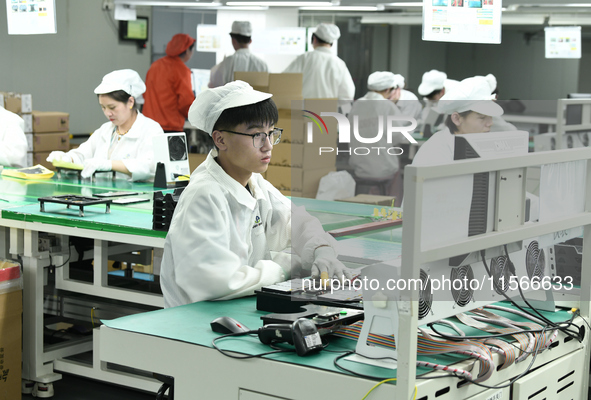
[384,2,423,6]
[114,0,222,6]
[226,1,332,5]
[300,6,379,10]
[220,6,269,9]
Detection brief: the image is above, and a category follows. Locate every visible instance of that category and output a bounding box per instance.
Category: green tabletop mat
[102,296,577,380]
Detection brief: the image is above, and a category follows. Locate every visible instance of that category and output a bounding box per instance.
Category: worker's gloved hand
[46,151,73,163]
[311,246,353,282]
[81,158,112,179]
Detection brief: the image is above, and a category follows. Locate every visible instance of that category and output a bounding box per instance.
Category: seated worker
[392,73,423,121]
[476,73,518,133]
[417,69,447,122]
[46,69,164,181]
[160,81,352,308]
[208,21,269,88]
[143,33,196,132]
[412,76,502,166]
[0,106,28,168]
[348,71,405,196]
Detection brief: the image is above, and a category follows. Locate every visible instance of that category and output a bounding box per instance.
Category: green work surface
[102,297,577,380]
[2,202,164,238]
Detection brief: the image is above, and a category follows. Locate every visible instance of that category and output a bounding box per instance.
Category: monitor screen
[119,17,149,42]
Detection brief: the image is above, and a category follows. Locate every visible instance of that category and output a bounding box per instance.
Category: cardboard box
[29,151,54,170]
[233,72,303,96]
[266,165,336,198]
[32,111,69,133]
[338,194,396,206]
[0,289,22,400]
[26,132,70,152]
[188,153,207,173]
[280,190,303,197]
[0,91,32,114]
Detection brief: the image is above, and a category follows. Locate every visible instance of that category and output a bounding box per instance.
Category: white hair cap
[418,69,447,96]
[392,74,405,89]
[94,69,146,98]
[435,76,503,117]
[314,23,340,43]
[188,80,272,135]
[231,21,252,37]
[367,71,397,91]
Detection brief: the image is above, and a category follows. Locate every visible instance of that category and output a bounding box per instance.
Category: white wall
[215,8,299,73]
[0,0,152,134]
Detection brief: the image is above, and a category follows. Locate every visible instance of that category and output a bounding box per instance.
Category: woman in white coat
[348,71,406,181]
[46,69,164,181]
[0,106,28,168]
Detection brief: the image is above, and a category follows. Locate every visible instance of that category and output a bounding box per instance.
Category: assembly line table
[0,173,401,393]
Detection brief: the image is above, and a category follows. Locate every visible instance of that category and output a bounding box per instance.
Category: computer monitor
[119,17,149,43]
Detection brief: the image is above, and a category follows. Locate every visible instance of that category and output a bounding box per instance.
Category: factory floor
[22,373,157,400]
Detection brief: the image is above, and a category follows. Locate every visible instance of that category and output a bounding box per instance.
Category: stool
[154,373,174,400]
[352,174,393,196]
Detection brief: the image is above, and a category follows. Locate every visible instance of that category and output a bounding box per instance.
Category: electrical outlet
[102,0,114,11]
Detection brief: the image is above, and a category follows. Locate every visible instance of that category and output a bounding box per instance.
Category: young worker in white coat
[209,21,269,88]
[348,71,405,194]
[160,81,352,308]
[283,23,355,100]
[46,69,164,181]
[0,106,28,168]
[412,76,502,166]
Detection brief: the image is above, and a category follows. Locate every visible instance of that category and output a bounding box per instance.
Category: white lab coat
[0,107,28,168]
[411,127,455,166]
[284,47,355,100]
[67,113,164,181]
[348,91,405,179]
[160,150,339,307]
[209,49,269,88]
[396,89,423,121]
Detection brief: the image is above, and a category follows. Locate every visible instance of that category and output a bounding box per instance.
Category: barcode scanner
[257,318,323,356]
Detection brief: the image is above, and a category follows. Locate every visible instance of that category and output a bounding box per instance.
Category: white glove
[46,151,73,163]
[81,158,112,179]
[310,246,353,282]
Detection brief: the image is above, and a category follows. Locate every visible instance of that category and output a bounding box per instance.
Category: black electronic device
[260,304,364,336]
[210,316,251,335]
[119,17,149,47]
[258,319,323,357]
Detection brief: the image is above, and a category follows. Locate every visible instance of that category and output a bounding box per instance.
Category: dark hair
[425,88,444,100]
[311,33,331,46]
[213,98,278,134]
[445,110,472,134]
[178,42,195,58]
[97,90,138,110]
[230,33,251,45]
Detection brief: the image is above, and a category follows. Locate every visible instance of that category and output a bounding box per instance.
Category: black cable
[212,331,294,359]
[47,240,72,271]
[501,245,583,341]
[480,248,582,342]
[332,351,466,381]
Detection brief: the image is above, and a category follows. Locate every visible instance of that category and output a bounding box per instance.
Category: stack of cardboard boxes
[1,91,70,170]
[234,72,337,198]
[27,111,70,170]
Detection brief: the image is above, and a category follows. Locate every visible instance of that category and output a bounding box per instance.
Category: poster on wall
[545,26,581,59]
[6,0,57,35]
[196,24,222,52]
[422,0,502,44]
[250,27,306,55]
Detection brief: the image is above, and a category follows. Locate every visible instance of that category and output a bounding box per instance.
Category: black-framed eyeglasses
[222,128,282,148]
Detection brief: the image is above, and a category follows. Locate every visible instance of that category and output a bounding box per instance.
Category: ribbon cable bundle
[334,305,559,383]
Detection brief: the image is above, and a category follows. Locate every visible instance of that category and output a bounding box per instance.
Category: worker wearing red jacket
[143,33,196,132]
